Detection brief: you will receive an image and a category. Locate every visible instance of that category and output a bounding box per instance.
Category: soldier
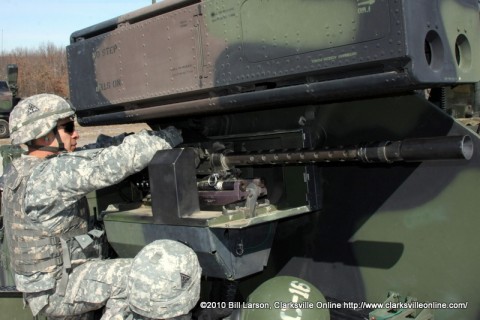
[1,93,201,319]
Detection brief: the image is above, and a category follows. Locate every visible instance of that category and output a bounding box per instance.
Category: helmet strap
[27,127,66,153]
[53,127,65,151]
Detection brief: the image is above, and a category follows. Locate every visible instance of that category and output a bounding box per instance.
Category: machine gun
[65,0,480,319]
[146,135,473,227]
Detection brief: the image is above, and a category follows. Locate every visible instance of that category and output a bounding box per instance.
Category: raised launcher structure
[67,0,480,319]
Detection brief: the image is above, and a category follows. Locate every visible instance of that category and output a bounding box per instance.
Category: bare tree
[0,42,69,98]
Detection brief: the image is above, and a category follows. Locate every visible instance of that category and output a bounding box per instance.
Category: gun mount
[142,135,473,226]
[62,0,480,319]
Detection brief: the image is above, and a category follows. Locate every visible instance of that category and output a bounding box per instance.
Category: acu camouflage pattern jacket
[1,130,173,293]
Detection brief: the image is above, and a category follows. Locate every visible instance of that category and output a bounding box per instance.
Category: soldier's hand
[151,126,183,147]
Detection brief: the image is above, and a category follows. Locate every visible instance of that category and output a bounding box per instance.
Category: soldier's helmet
[128,239,202,319]
[232,276,330,320]
[9,93,75,145]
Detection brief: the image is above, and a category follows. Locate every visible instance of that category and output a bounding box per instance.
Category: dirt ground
[0,122,151,147]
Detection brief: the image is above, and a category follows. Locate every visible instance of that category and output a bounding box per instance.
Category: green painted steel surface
[0,294,38,320]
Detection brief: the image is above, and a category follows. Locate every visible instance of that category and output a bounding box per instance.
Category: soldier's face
[57,117,80,152]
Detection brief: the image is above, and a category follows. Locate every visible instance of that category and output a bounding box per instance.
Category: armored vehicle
[66,0,480,319]
[0,67,33,319]
[0,64,19,139]
[4,0,480,319]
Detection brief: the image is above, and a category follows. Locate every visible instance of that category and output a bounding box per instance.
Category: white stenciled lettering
[280,280,312,320]
[357,0,375,14]
[92,44,119,60]
[96,78,122,92]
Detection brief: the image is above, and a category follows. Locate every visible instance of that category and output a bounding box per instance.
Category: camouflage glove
[96,132,134,148]
[151,126,183,147]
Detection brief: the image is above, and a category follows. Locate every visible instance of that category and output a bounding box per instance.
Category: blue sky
[1,0,153,52]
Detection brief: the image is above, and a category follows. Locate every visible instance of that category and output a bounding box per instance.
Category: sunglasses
[58,121,76,134]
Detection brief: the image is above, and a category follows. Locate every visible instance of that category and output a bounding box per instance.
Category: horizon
[1,0,154,53]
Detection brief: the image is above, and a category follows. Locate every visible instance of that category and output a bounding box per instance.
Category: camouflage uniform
[1,94,201,319]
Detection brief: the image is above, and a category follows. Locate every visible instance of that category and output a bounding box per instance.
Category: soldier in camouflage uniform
[0,94,201,319]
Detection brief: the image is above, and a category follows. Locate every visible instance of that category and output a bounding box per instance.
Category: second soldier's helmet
[128,239,202,319]
[9,93,75,145]
[233,276,330,320]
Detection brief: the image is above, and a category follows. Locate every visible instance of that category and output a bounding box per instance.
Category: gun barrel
[215,136,473,169]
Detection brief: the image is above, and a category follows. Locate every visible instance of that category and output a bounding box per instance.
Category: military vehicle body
[0,64,18,139]
[6,0,479,319]
[0,64,34,319]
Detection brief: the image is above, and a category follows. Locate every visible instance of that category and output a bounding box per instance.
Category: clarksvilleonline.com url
[317,301,468,309]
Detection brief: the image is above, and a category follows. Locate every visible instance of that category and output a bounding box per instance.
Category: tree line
[0,42,69,98]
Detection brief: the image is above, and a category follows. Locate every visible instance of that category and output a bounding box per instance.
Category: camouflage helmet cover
[128,239,201,319]
[9,93,75,145]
